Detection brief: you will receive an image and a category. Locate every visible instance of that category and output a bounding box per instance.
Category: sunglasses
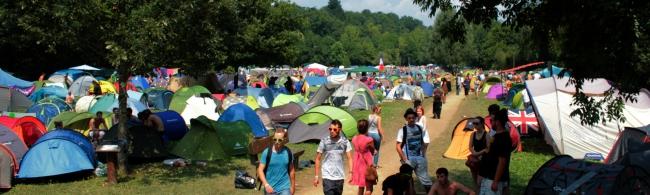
[273,138,285,143]
[328,128,339,131]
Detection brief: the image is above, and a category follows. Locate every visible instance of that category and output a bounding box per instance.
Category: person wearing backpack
[258,129,295,195]
[395,108,433,193]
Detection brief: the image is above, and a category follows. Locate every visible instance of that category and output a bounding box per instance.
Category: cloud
[290,0,435,26]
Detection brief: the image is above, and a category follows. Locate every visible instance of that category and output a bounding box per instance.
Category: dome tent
[287,105,356,143]
[17,130,96,179]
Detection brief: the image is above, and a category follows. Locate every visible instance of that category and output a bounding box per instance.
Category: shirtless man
[428,168,475,195]
[89,112,109,144]
[138,109,164,132]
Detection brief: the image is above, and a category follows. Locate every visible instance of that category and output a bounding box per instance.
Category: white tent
[70,64,101,71]
[526,76,650,159]
[386,84,415,101]
[305,63,328,70]
[69,75,97,97]
[75,95,100,113]
[181,96,219,125]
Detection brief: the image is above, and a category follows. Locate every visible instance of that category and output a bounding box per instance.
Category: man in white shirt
[314,120,353,195]
[396,108,433,193]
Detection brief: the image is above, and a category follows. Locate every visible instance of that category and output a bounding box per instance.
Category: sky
[290,0,435,26]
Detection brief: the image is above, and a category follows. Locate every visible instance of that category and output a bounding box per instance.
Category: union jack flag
[508,109,538,135]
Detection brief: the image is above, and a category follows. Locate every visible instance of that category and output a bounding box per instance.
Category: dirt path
[296,94,466,195]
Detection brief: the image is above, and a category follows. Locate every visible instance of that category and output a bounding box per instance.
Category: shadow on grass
[127,155,249,186]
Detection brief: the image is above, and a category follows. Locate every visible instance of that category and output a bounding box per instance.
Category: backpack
[400,124,424,157]
[257,146,293,190]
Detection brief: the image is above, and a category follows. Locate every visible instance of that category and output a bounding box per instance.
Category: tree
[414,0,650,125]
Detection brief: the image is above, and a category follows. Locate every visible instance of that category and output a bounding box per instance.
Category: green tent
[510,91,525,110]
[348,66,379,73]
[348,88,377,111]
[287,105,356,143]
[47,111,112,134]
[388,75,400,82]
[89,94,116,114]
[169,86,211,113]
[171,116,250,161]
[373,88,384,102]
[272,94,304,107]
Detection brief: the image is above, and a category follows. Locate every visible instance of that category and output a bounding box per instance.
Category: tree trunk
[117,64,129,177]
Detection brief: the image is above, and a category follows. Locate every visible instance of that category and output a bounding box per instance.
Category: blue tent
[305,76,327,86]
[27,97,71,125]
[28,86,67,103]
[539,65,571,78]
[0,68,33,89]
[146,89,173,110]
[130,76,150,90]
[218,103,268,138]
[270,87,288,97]
[17,130,96,179]
[420,81,434,97]
[257,88,275,108]
[236,87,262,97]
[155,111,188,142]
[52,69,87,81]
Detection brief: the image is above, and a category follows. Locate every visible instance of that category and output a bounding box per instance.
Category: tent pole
[549,62,565,154]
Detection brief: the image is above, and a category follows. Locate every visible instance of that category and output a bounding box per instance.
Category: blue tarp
[539,65,571,78]
[29,86,67,103]
[218,103,268,138]
[420,81,434,97]
[0,68,33,88]
[305,76,327,86]
[17,130,96,179]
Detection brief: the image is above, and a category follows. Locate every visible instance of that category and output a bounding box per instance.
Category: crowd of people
[257,101,515,195]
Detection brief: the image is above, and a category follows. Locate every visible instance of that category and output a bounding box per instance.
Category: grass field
[9,97,555,194]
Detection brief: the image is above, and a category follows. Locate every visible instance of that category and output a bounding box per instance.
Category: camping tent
[443,118,489,159]
[305,76,327,87]
[171,116,250,160]
[103,120,167,159]
[169,86,211,113]
[88,94,117,114]
[245,96,259,110]
[68,75,97,97]
[27,97,71,125]
[221,96,246,110]
[605,127,650,164]
[256,88,275,108]
[46,112,113,134]
[109,96,148,116]
[48,69,86,85]
[0,144,17,189]
[17,130,96,179]
[87,80,116,95]
[155,111,189,142]
[420,81,434,97]
[287,105,356,143]
[0,68,33,89]
[526,76,650,159]
[74,95,100,113]
[306,84,337,109]
[180,96,220,124]
[272,94,305,107]
[145,88,174,110]
[130,75,150,90]
[28,86,67,103]
[257,102,308,129]
[0,87,33,112]
[539,65,570,78]
[386,84,415,100]
[331,80,375,107]
[69,64,100,71]
[348,88,377,111]
[0,116,46,147]
[0,124,28,163]
[485,83,506,99]
[218,103,267,138]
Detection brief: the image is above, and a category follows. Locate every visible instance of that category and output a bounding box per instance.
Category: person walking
[351,119,376,195]
[467,117,488,190]
[463,75,471,96]
[478,109,512,195]
[432,87,444,119]
[314,120,353,195]
[368,105,385,166]
[258,130,296,195]
[456,75,463,96]
[396,108,433,193]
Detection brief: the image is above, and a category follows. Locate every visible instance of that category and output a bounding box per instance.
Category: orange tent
[443,118,490,160]
[0,116,46,147]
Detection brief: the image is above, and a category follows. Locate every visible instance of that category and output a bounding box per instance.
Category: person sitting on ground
[382,164,416,195]
[428,167,475,195]
[138,109,164,133]
[88,112,109,144]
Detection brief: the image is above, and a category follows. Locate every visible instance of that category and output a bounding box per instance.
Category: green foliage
[415,0,650,126]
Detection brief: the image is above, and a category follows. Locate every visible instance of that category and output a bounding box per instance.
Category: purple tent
[485,83,506,99]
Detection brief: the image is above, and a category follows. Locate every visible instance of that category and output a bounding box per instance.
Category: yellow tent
[88,80,116,94]
[246,95,259,110]
[443,118,489,160]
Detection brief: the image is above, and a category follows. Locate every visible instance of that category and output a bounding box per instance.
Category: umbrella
[69,64,101,71]
[348,66,379,73]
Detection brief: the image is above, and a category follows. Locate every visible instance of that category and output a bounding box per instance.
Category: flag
[508,109,538,135]
[378,58,385,72]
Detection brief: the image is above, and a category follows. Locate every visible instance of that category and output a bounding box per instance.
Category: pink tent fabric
[486,83,506,99]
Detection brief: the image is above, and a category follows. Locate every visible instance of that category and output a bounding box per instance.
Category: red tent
[0,116,46,147]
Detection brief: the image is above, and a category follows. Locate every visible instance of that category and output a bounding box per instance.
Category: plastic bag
[234,170,256,189]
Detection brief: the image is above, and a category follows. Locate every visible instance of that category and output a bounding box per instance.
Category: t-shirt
[382,173,413,195]
[260,147,291,192]
[316,136,352,180]
[479,131,512,182]
[396,124,430,157]
[368,115,379,134]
